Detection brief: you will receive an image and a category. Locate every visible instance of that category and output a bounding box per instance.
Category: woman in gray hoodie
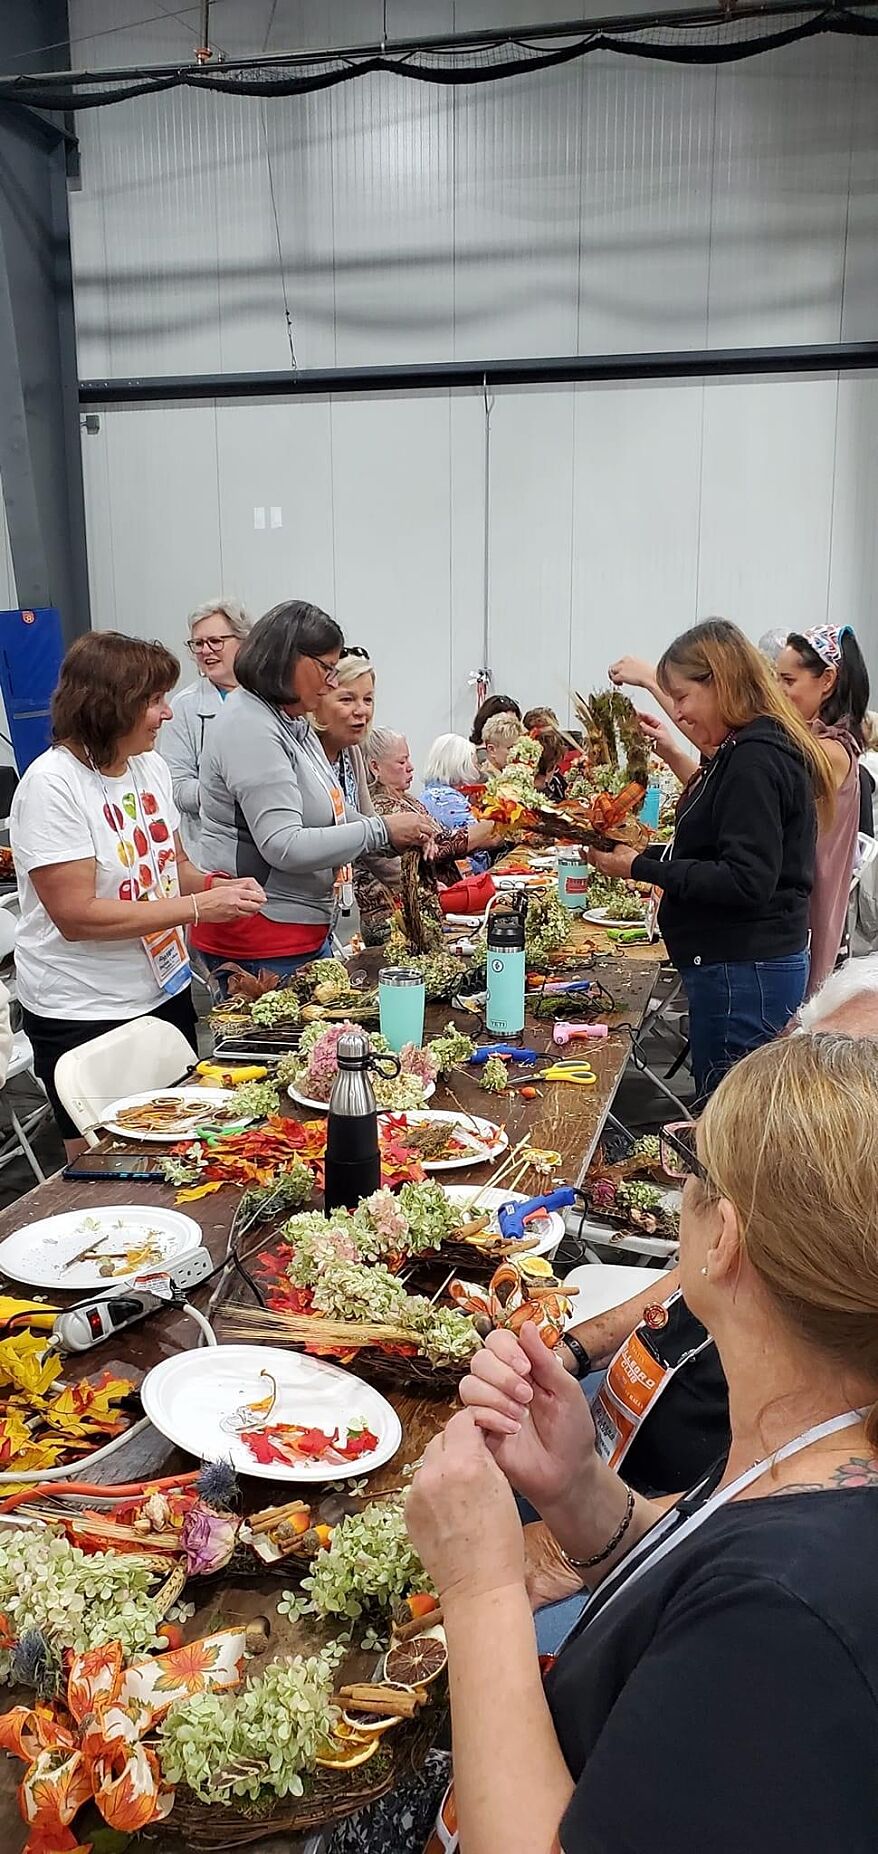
[193,601,435,986]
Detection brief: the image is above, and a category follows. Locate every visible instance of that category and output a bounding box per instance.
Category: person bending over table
[10,632,265,1157]
[355,726,497,942]
[407,1031,878,1854]
[193,602,436,991]
[590,619,834,1101]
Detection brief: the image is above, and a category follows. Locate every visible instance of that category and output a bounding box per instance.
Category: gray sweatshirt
[160,677,226,862]
[199,688,391,927]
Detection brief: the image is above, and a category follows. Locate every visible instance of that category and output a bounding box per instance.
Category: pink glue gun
[553,1021,609,1047]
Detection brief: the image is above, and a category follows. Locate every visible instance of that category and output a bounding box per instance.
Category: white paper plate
[560,1263,668,1323]
[441,1185,564,1257]
[287,1078,435,1114]
[492,872,552,890]
[581,906,646,926]
[0,1205,203,1291]
[140,1344,403,1482]
[101,1087,254,1143]
[378,1109,508,1172]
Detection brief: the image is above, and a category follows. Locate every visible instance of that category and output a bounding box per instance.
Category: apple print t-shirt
[11,745,184,1019]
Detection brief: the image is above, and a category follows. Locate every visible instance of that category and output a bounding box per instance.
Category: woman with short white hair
[421,734,492,873]
[161,598,252,858]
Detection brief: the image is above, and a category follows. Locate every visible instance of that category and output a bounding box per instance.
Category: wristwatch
[562,1334,592,1379]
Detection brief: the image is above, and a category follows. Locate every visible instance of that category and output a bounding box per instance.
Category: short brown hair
[52,632,179,769]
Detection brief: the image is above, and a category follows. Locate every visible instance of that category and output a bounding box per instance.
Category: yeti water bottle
[485,894,527,1037]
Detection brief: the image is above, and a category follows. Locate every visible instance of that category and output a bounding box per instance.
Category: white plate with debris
[0,1205,202,1291]
[378,1109,508,1172]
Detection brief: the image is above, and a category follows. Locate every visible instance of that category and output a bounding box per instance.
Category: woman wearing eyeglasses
[161,599,252,860]
[193,602,436,989]
[408,1033,878,1854]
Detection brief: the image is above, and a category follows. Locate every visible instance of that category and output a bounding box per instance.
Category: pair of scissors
[513,1060,597,1088]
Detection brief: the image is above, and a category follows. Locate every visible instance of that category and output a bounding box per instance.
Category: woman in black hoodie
[591,620,835,1099]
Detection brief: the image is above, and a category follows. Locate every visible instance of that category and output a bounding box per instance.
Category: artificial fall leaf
[175,1181,222,1202]
[0,1333,62,1399]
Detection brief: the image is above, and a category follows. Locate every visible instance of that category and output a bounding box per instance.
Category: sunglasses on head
[659,1120,707,1183]
[343,645,371,660]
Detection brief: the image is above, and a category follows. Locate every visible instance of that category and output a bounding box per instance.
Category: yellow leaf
[0,1333,62,1398]
[176,1182,222,1202]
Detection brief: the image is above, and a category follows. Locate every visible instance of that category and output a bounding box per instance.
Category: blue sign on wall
[0,607,65,771]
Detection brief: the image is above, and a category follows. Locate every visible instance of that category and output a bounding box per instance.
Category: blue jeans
[201,940,333,999]
[679,951,809,1101]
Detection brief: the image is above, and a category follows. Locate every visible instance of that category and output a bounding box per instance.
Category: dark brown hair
[236,601,343,708]
[52,632,179,769]
[470,694,521,745]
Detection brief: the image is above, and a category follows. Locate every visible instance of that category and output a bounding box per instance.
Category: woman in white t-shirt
[11,632,265,1157]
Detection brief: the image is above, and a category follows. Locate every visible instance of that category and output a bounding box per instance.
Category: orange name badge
[593,1330,670,1471]
[329,783,346,825]
[424,1782,458,1854]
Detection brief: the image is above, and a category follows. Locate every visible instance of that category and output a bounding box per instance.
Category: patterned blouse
[352,783,470,943]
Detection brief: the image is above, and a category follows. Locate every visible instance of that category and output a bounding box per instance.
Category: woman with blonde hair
[353,726,497,941]
[481,709,523,774]
[591,618,835,1099]
[408,1031,878,1854]
[161,597,252,859]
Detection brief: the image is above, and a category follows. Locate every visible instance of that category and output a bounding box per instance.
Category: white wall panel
[570,379,703,692]
[214,400,336,618]
[329,394,454,770]
[480,389,576,722]
[827,375,878,668]
[708,43,856,348]
[696,378,838,637]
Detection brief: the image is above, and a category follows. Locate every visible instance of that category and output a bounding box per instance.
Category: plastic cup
[378,967,426,1052]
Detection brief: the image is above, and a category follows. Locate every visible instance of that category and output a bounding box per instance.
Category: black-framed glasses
[309,654,340,687]
[342,645,370,661]
[659,1120,706,1183]
[188,634,236,654]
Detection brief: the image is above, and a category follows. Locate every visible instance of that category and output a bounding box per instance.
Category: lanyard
[296,726,354,912]
[592,1290,714,1471]
[585,1406,866,1628]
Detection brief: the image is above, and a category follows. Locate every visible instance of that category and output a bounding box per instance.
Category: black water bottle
[323,1030,382,1214]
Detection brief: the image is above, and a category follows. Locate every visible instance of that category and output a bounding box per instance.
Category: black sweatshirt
[631,717,816,967]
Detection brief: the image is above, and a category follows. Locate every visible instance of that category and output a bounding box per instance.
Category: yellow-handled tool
[195,1062,268,1086]
[510,1061,598,1088]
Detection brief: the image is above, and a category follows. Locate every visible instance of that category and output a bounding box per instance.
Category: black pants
[21,988,199,1140]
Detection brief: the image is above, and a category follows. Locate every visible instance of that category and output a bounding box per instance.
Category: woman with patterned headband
[776,625,871,992]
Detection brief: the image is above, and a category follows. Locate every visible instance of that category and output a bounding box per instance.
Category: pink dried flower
[400,1043,438,1086]
[181,1503,238,1576]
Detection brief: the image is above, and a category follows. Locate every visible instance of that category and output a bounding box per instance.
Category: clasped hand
[406,1325,599,1607]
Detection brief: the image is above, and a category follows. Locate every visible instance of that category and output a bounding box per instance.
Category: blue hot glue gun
[497,1186,577,1241]
[469,1045,541,1067]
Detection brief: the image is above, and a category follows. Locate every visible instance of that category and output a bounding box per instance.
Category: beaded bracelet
[558,1486,636,1572]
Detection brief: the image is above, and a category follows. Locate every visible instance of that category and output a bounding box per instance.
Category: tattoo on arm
[774,1455,878,1495]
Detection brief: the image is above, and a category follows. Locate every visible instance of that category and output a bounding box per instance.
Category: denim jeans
[679,950,810,1101]
[200,940,333,999]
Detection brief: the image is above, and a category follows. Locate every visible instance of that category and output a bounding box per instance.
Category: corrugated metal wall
[65,0,878,765]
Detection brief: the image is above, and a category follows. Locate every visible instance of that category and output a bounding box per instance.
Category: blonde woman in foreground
[408,1033,878,1854]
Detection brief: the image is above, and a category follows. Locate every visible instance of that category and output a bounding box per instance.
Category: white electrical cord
[181,1300,216,1347]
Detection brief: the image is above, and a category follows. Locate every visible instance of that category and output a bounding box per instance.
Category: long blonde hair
[699,1033,878,1448]
[657,618,836,826]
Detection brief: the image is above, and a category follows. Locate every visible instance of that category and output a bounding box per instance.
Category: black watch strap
[563,1334,592,1379]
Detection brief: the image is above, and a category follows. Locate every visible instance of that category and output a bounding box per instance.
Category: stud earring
[701,1266,708,1276]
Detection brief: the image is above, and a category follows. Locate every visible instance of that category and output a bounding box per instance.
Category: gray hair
[798,955,878,1034]
[423,733,481,787]
[187,598,252,641]
[367,726,407,773]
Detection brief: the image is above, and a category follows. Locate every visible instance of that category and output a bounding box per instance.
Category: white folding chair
[0,1030,54,1184]
[54,1016,198,1145]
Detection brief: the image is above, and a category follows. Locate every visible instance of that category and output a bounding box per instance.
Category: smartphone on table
[63,1150,169,1182]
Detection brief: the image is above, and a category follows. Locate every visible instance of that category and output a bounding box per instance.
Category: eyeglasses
[188,635,236,655]
[310,654,340,688]
[659,1120,707,1183]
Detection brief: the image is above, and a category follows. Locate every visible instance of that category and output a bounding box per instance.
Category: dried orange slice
[315,1731,380,1769]
[340,1709,403,1736]
[518,1256,556,1280]
[383,1632,448,1687]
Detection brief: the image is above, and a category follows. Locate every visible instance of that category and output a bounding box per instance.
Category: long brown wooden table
[0,941,661,1851]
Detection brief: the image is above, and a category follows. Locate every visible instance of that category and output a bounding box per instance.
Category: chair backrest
[0,909,16,963]
[54,1015,198,1143]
